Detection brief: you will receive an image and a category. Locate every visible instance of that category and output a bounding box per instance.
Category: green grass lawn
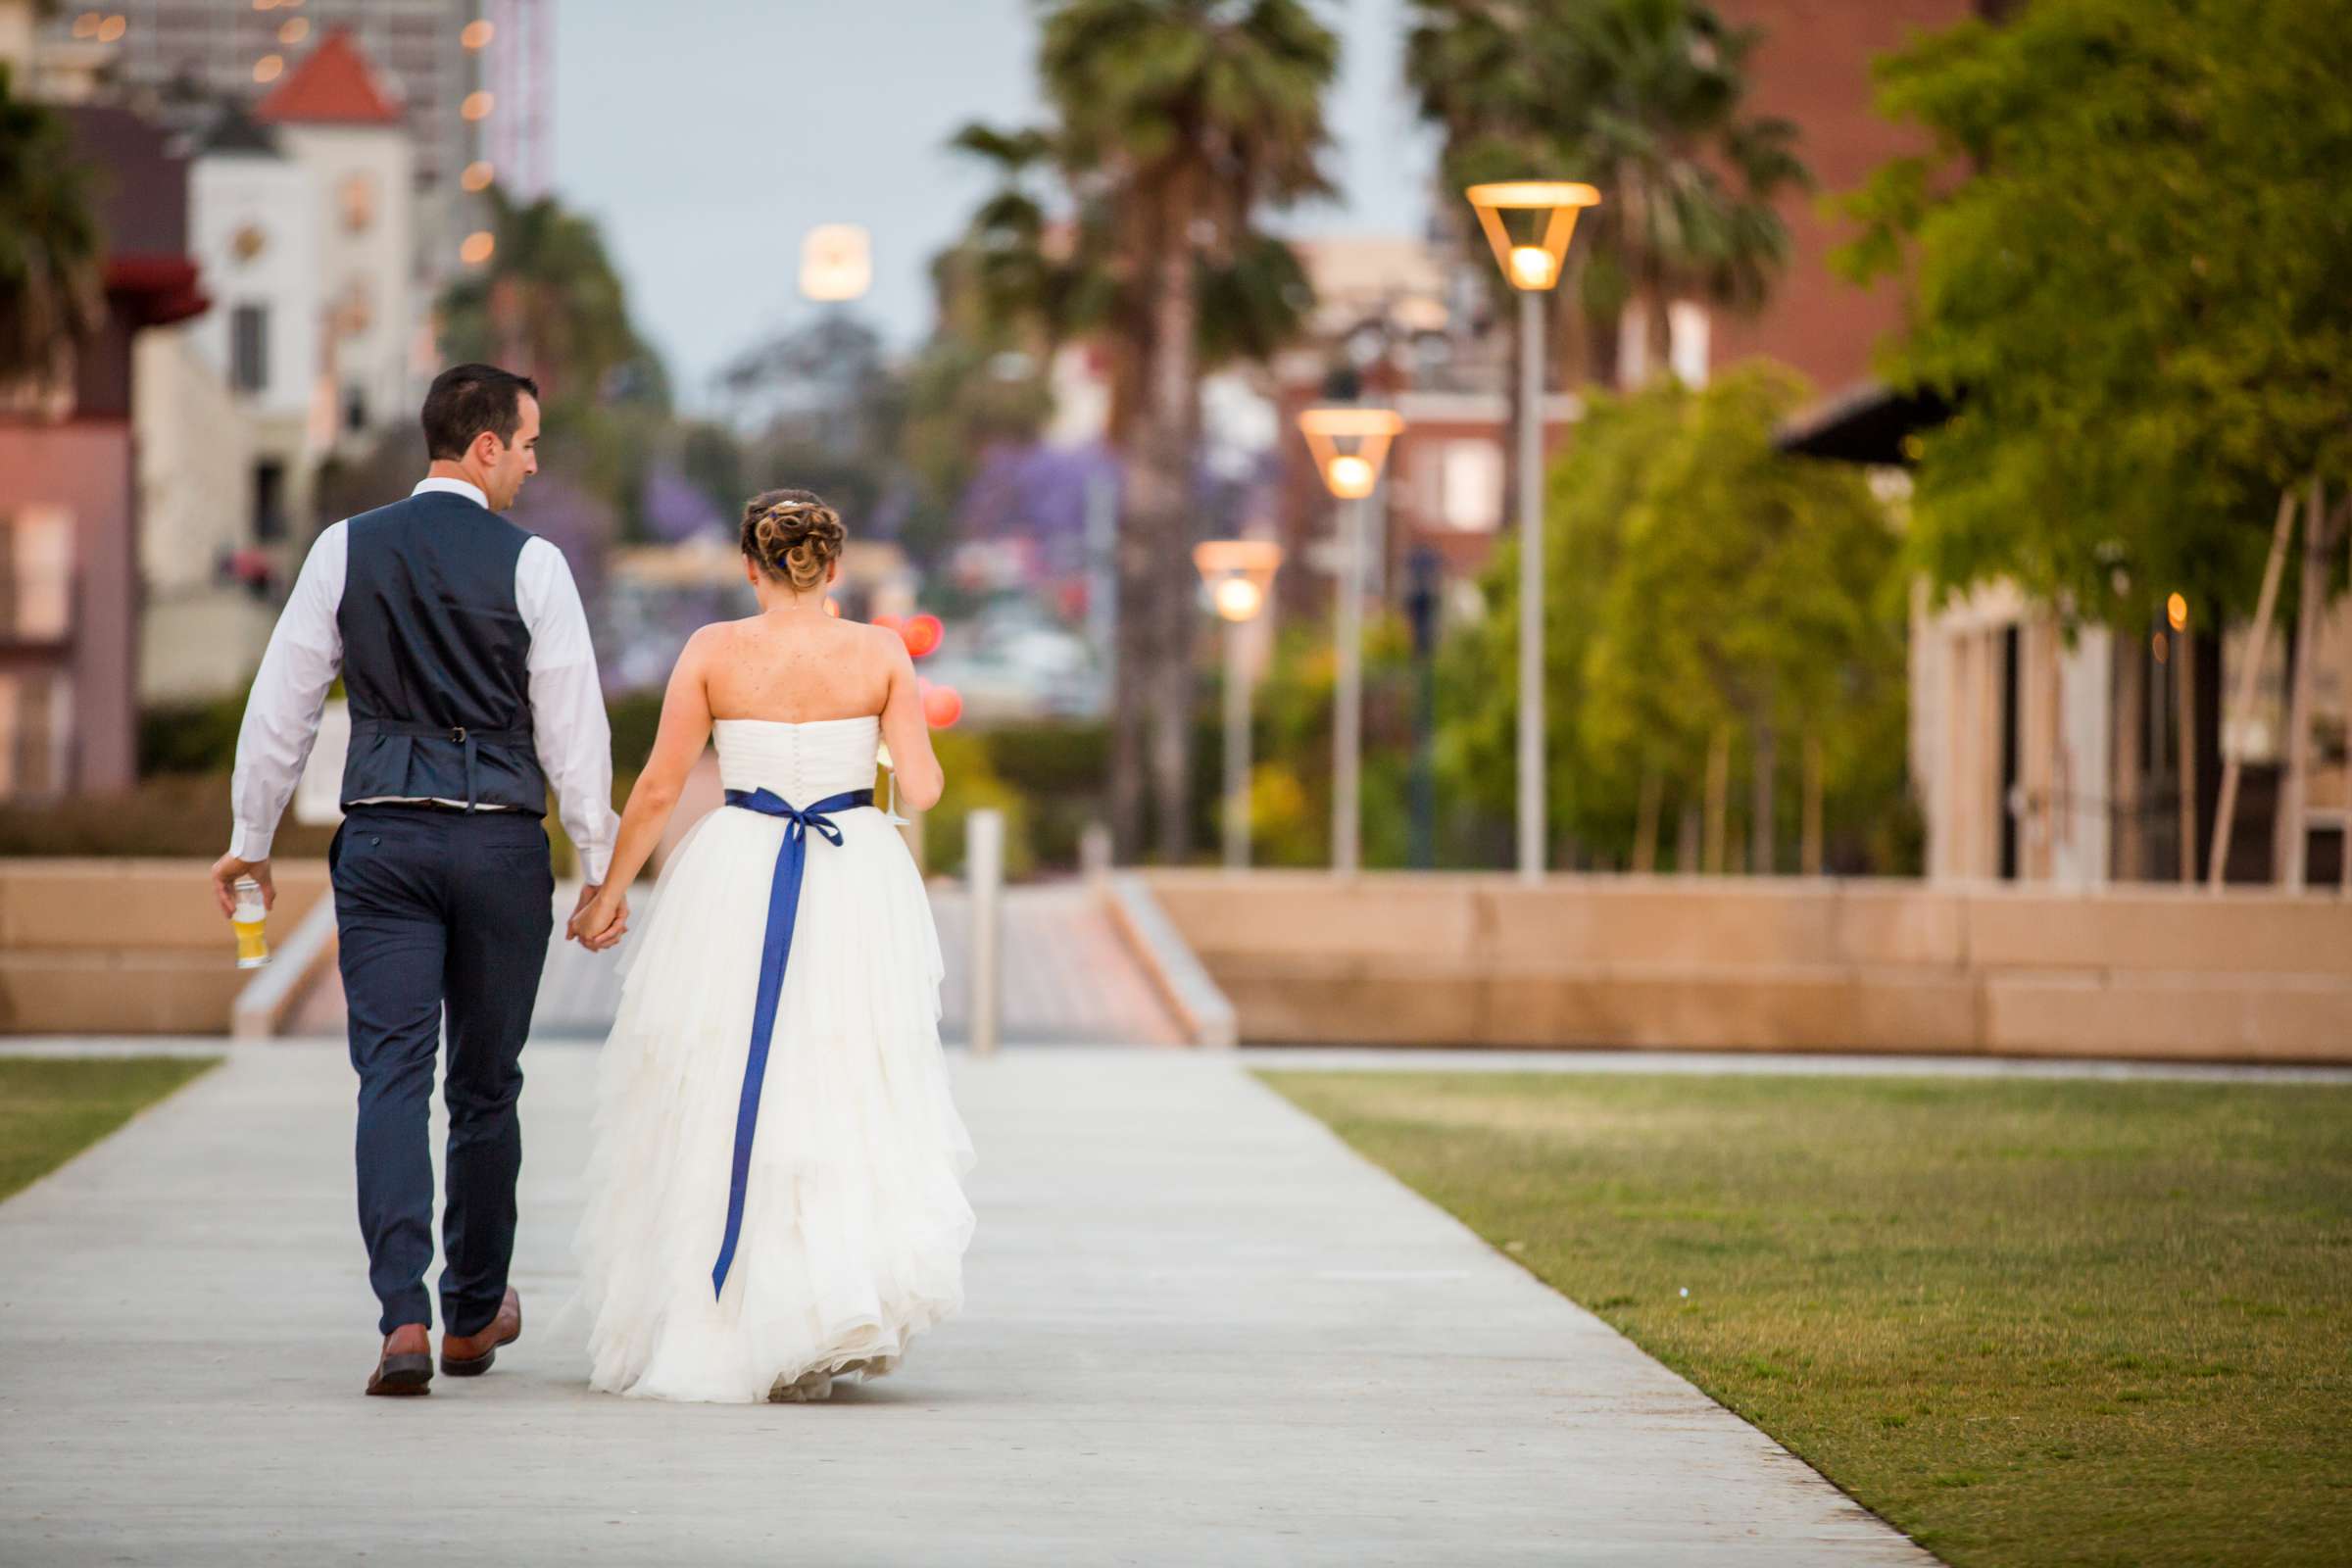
[1257,1070,2352,1568]
[0,1055,220,1202]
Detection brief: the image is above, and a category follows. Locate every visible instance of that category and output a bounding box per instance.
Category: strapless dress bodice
[711,716,880,804]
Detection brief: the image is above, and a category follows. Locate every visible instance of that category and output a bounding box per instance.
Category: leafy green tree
[1438,365,1909,872]
[1837,0,2352,627]
[1436,379,1687,855]
[0,65,104,389]
[1406,0,1806,387]
[1242,614,1421,869]
[953,0,1338,862]
[1584,365,1906,871]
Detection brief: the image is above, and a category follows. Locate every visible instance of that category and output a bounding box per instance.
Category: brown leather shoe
[367,1323,432,1396]
[439,1287,522,1377]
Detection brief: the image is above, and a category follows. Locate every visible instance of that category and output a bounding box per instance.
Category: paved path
[0,1042,1930,1566]
[931,883,1186,1046]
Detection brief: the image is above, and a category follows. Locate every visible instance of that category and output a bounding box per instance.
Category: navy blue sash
[710,785,875,1298]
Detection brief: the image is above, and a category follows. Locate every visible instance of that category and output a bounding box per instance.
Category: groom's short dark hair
[421,364,540,461]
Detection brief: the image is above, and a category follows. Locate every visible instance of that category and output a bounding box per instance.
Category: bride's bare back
[703,610,894,724]
[570,487,947,951]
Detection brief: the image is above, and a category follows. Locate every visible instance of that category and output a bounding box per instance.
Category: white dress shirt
[227,477,619,882]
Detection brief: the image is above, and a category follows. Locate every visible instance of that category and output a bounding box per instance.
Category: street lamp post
[1404,546,1442,870]
[1298,407,1404,878]
[1465,181,1600,883]
[1193,540,1284,872]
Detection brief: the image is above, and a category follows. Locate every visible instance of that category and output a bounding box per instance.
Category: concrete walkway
[0,1042,1931,1566]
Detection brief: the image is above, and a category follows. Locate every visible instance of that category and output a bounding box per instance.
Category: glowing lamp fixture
[1298,407,1404,500]
[462,90,495,122]
[1465,180,1601,293]
[461,160,495,193]
[1193,539,1283,624]
[2166,592,2189,631]
[801,223,873,304]
[1326,454,1376,498]
[460,230,496,267]
[462,18,495,49]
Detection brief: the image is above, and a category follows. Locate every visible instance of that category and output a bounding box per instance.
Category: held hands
[209,855,273,918]
[567,881,630,952]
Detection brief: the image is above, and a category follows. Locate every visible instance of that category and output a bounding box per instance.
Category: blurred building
[1784,390,2352,891]
[250,28,418,448]
[1700,0,1980,394]
[32,0,524,262]
[183,104,323,539]
[2,3,479,767]
[1757,0,2340,893]
[122,102,329,703]
[0,94,209,795]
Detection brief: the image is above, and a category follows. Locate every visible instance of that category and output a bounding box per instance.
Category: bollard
[1079,820,1113,887]
[966,808,1004,1058]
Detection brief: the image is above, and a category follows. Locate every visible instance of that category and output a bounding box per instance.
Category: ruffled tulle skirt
[571,803,975,1402]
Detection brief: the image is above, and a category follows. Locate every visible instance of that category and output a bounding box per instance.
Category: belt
[710,785,875,1298]
[350,719,532,812]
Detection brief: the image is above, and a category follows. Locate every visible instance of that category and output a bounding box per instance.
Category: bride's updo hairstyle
[741,488,847,593]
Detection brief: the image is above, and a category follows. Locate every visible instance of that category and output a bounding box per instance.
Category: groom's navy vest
[336,489,548,813]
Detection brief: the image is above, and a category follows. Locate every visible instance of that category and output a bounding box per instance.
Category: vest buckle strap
[346,718,532,813]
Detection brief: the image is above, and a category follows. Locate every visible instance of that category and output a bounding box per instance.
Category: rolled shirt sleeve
[227,522,347,863]
[517,536,618,883]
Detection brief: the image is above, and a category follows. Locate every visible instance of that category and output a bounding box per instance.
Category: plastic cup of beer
[232,877,270,969]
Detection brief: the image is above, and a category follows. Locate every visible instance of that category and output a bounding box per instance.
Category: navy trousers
[331,806,555,1337]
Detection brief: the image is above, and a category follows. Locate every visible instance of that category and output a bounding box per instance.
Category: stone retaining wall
[0,859,331,1034]
[1143,871,2352,1063]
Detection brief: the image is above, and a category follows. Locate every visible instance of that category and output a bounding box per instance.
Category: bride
[565,488,975,1403]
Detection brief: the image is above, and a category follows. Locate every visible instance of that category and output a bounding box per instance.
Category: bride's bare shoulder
[855,618,913,664]
[671,616,757,673]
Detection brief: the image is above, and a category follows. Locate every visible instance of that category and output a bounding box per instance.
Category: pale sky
[553,0,1437,408]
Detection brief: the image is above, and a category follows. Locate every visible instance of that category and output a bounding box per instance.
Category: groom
[210,364,625,1396]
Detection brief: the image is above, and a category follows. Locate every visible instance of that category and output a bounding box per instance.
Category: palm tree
[1407,0,1807,388]
[953,0,1337,861]
[0,65,105,395]
[436,186,659,412]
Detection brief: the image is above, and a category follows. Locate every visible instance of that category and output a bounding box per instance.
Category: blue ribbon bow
[710,785,875,1298]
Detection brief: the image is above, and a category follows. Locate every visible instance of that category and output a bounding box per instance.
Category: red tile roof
[253,27,404,127]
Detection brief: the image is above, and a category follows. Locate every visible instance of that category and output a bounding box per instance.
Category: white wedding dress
[573,715,975,1402]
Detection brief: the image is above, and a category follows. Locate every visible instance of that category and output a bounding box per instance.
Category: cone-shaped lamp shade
[1193,539,1284,623]
[1465,181,1601,293]
[1298,407,1405,500]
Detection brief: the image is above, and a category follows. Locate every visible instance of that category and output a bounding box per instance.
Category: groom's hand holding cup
[210,854,274,919]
